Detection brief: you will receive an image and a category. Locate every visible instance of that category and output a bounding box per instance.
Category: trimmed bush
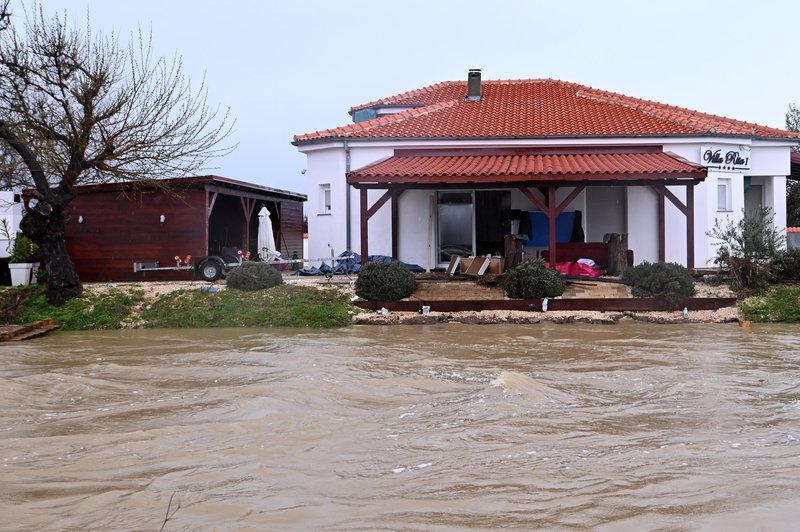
[622,261,695,307]
[226,261,283,291]
[355,261,417,301]
[503,259,566,299]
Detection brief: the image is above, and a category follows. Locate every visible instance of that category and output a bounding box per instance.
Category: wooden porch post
[686,184,695,270]
[658,192,666,262]
[241,197,255,253]
[547,185,557,266]
[360,188,369,265]
[391,189,400,259]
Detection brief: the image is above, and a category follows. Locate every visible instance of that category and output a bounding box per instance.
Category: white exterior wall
[626,187,659,264]
[0,191,23,260]
[298,136,795,269]
[304,146,345,265]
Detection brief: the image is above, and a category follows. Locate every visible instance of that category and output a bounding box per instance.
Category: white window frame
[717,178,732,212]
[319,183,331,215]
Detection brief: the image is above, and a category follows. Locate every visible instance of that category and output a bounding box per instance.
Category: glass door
[437,192,473,263]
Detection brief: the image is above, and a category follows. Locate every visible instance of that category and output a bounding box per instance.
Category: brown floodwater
[1,322,800,531]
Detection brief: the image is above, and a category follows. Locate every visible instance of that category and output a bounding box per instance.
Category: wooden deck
[0,319,60,342]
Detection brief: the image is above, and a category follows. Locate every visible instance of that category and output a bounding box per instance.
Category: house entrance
[475,190,510,256]
[437,190,510,264]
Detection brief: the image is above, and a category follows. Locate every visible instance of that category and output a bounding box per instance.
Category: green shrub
[622,261,696,307]
[740,287,800,322]
[503,259,566,299]
[226,261,283,291]
[355,261,417,301]
[771,248,800,282]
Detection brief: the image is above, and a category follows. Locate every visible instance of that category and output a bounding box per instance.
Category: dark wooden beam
[366,190,392,219]
[658,191,666,262]
[518,187,549,213]
[391,189,403,259]
[241,197,256,252]
[651,184,688,215]
[686,184,695,270]
[555,185,585,216]
[360,188,369,265]
[548,185,557,266]
[207,190,218,219]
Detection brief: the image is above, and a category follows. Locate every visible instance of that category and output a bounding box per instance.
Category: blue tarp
[526,211,576,247]
[295,251,424,276]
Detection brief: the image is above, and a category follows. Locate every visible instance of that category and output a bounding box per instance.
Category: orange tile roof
[295,79,798,143]
[347,150,706,185]
[788,227,800,233]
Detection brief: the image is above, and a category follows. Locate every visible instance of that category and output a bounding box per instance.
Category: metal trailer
[134,253,354,282]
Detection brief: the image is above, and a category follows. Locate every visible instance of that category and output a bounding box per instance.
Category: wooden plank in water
[0,319,60,342]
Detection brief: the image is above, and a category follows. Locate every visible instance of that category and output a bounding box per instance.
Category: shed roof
[73,175,307,202]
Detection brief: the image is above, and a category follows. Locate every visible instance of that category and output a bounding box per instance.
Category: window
[717,178,731,212]
[319,184,331,214]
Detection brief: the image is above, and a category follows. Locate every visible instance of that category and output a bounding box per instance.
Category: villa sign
[700,144,750,172]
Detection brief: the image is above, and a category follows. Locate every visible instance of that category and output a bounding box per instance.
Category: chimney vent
[466,68,482,102]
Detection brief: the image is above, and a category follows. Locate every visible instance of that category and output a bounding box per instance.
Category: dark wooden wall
[66,188,208,282]
[277,200,304,259]
[65,185,306,283]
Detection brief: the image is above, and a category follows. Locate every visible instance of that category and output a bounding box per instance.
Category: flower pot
[9,262,39,286]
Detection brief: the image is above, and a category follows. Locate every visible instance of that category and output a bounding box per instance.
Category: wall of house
[664,140,791,267]
[299,137,794,270]
[305,145,346,264]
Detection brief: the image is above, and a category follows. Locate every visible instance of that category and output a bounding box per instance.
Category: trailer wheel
[198,259,223,281]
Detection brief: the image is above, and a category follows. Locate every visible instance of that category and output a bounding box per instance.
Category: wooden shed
[64,176,306,282]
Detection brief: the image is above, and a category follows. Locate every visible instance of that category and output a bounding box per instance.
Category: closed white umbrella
[257,206,279,261]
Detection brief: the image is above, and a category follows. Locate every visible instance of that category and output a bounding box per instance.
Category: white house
[294,71,798,270]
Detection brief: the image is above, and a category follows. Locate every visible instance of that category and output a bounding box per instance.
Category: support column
[547,185,557,266]
[658,192,665,262]
[686,184,695,270]
[391,189,400,259]
[360,188,369,265]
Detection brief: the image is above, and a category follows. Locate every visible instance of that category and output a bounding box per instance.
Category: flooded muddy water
[2,323,800,531]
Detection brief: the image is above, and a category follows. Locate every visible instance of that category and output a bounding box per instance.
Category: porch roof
[347,147,707,187]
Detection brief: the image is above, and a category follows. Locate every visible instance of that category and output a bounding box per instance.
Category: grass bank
[740,285,800,323]
[0,284,355,330]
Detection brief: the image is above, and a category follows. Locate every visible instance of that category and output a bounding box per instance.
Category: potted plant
[8,232,40,286]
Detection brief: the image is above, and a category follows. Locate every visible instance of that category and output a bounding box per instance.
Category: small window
[319,183,331,214]
[717,178,731,212]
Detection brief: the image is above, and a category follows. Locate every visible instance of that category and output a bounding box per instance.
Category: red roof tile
[347,150,706,185]
[788,227,800,233]
[295,79,799,143]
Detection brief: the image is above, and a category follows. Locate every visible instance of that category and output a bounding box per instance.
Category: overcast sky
[15,0,800,194]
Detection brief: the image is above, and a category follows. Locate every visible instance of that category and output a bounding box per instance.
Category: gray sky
[18,0,800,193]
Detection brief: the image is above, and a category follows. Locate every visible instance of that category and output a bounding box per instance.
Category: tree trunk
[607,233,629,276]
[19,202,83,306]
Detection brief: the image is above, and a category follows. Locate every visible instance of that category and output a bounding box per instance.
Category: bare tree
[0,3,232,305]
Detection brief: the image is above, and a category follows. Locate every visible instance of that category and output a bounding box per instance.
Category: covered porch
[347,146,708,271]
